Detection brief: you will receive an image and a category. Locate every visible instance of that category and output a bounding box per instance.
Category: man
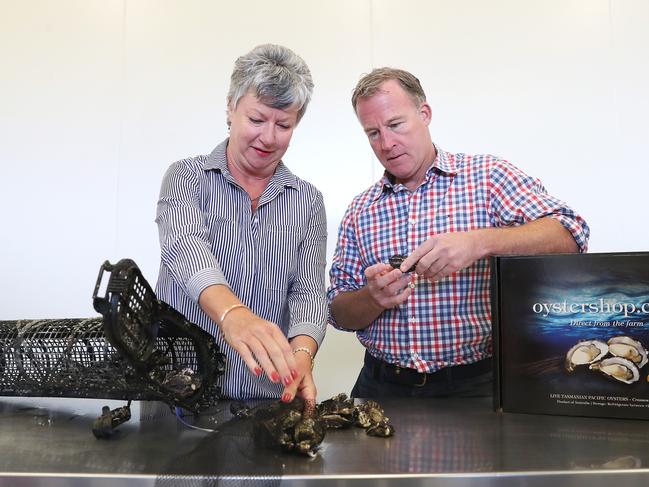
[327,68,590,398]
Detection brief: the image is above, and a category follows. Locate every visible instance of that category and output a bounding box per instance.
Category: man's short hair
[227,44,314,125]
[351,67,426,111]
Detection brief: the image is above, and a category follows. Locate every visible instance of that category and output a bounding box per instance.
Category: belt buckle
[413,371,427,387]
[396,366,427,387]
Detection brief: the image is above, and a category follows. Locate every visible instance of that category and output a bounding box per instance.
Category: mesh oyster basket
[0,259,225,411]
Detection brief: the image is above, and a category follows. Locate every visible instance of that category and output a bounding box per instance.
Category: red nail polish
[281,393,291,403]
[254,367,262,376]
[291,369,299,379]
[283,376,292,386]
[270,371,280,382]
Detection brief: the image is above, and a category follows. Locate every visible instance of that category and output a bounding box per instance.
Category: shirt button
[410,316,416,323]
[409,218,416,225]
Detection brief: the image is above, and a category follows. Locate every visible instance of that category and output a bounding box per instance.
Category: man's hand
[400,232,483,281]
[329,263,414,331]
[399,219,579,281]
[365,262,413,308]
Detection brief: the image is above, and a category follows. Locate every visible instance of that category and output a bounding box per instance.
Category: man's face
[227,91,299,178]
[355,80,435,190]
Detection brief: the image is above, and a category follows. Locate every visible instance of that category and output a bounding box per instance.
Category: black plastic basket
[0,259,225,411]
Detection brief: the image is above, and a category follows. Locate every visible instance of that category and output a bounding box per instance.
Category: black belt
[364,351,492,388]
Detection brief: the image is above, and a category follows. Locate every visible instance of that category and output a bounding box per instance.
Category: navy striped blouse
[155,139,327,400]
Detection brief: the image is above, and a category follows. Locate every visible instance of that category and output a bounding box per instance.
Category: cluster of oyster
[565,336,648,384]
[232,393,394,457]
[317,393,395,437]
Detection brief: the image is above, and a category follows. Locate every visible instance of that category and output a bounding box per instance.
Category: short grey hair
[352,67,426,112]
[227,44,314,125]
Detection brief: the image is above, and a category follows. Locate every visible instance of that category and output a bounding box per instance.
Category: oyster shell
[565,340,608,372]
[590,357,640,384]
[317,393,355,429]
[366,418,396,437]
[250,398,325,457]
[388,254,416,273]
[607,336,648,368]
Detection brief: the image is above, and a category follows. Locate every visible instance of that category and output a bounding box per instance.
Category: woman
[155,44,326,403]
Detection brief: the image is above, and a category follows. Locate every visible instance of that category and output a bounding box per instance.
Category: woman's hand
[199,285,298,387]
[280,345,317,403]
[219,306,298,387]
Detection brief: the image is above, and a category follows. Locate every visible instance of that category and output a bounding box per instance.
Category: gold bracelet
[293,347,314,370]
[219,303,249,325]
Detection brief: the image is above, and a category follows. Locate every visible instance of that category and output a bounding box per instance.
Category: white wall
[1,0,648,400]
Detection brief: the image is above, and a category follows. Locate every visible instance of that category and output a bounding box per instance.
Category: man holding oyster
[327,67,590,398]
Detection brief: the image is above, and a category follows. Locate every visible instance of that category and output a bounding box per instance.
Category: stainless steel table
[2,396,649,486]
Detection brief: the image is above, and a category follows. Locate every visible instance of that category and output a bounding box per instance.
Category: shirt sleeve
[326,201,367,330]
[488,159,590,252]
[286,190,328,348]
[155,160,229,302]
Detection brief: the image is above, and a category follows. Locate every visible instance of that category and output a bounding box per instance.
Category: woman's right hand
[219,305,298,387]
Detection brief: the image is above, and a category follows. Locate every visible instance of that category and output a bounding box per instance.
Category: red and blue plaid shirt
[327,145,590,373]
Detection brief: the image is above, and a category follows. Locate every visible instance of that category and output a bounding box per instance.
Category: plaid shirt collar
[203,138,299,191]
[371,143,457,201]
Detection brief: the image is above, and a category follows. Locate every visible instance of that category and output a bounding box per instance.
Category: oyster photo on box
[565,336,648,384]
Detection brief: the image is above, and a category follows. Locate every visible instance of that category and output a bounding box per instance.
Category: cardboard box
[492,252,649,419]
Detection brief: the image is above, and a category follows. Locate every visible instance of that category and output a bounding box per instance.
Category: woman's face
[226,91,299,178]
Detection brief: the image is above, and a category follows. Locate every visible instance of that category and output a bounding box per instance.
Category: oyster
[354,400,387,428]
[293,416,326,456]
[590,357,640,384]
[565,340,608,372]
[366,418,396,437]
[251,398,325,456]
[354,400,395,437]
[161,367,202,398]
[607,336,648,368]
[317,393,355,429]
[388,254,416,273]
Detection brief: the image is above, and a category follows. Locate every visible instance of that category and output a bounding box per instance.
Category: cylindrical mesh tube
[1,259,226,410]
[0,317,217,403]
